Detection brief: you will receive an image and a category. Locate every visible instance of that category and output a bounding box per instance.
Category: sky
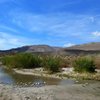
[0,0,100,50]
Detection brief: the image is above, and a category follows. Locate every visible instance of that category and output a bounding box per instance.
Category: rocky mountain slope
[62,42,100,55]
[0,45,61,56]
[65,42,100,51]
[0,42,100,56]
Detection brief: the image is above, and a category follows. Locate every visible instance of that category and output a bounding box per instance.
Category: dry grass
[94,55,100,69]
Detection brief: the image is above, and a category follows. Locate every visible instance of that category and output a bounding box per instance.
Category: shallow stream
[0,67,99,87]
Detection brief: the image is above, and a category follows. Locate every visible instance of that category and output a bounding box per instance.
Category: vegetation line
[0,53,100,80]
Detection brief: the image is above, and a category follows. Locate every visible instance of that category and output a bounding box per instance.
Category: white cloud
[92,31,100,37]
[63,43,75,47]
[0,32,33,50]
[11,13,93,37]
[0,25,18,33]
[9,12,100,45]
[89,17,95,22]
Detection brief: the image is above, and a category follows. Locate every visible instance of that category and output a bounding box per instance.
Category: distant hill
[62,42,100,55]
[0,45,61,56]
[65,42,100,51]
[0,42,100,56]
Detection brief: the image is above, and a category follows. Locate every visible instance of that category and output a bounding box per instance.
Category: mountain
[0,42,100,56]
[0,45,61,56]
[65,42,100,51]
[62,42,100,55]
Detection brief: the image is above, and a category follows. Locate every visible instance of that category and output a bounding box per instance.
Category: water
[0,67,99,87]
[0,67,76,86]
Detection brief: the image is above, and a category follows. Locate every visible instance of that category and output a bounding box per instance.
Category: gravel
[0,82,100,100]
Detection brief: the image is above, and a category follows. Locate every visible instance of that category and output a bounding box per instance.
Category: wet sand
[0,82,100,100]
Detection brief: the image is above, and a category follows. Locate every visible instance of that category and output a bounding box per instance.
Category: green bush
[73,57,96,73]
[1,54,70,73]
[2,53,42,68]
[42,56,61,73]
[2,56,14,68]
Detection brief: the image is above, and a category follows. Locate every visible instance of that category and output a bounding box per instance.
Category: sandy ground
[13,68,100,80]
[0,83,100,100]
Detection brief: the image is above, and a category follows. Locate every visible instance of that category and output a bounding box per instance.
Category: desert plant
[43,56,61,73]
[94,55,100,69]
[2,53,42,68]
[2,56,15,68]
[73,57,96,73]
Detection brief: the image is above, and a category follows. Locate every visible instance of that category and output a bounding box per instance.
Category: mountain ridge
[65,42,100,51]
[0,42,100,56]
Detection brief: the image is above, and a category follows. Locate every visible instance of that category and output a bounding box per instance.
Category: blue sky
[0,0,100,50]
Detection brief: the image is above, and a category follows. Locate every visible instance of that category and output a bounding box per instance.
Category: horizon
[0,41,100,51]
[0,0,100,50]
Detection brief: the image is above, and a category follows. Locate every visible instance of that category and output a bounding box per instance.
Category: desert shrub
[73,57,96,73]
[94,56,100,69]
[2,53,42,68]
[2,54,71,72]
[42,56,61,73]
[2,56,15,68]
[59,59,69,68]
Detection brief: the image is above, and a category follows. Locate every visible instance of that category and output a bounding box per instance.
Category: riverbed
[0,67,77,87]
[1,67,100,87]
[0,67,100,100]
[0,82,100,100]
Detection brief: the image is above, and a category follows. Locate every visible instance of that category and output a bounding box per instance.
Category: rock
[75,80,79,83]
[85,83,89,85]
[25,96,30,100]
[36,96,41,100]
